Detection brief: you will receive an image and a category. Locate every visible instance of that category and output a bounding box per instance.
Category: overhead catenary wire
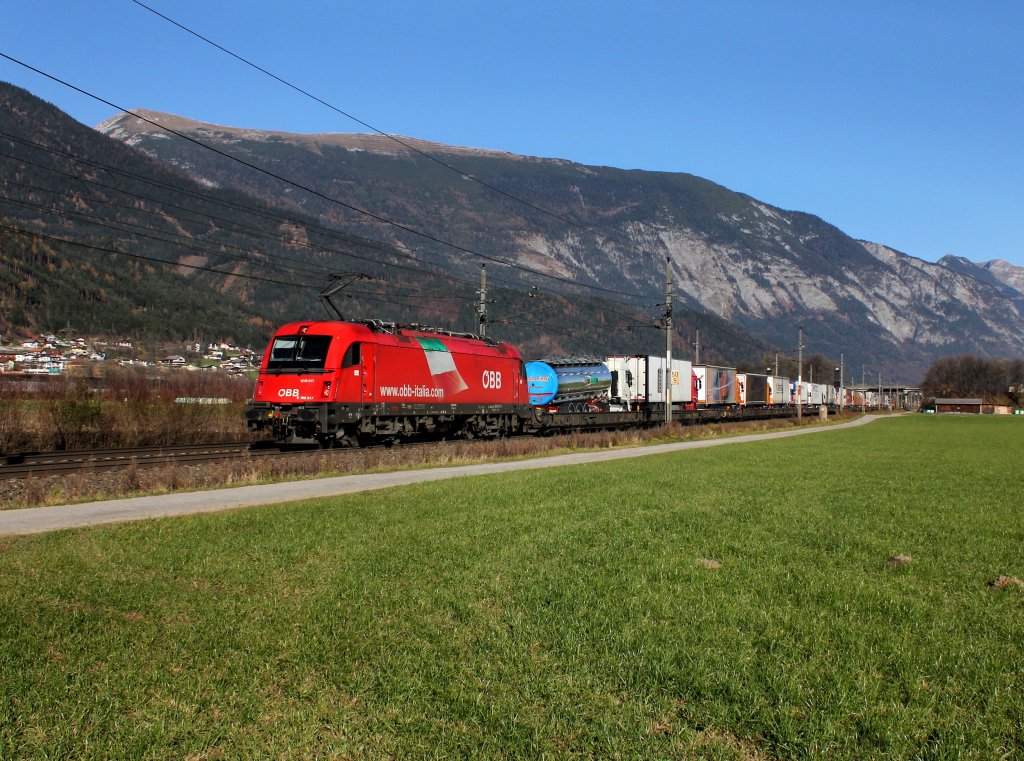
[0,135,679,350]
[4,158,666,326]
[0,129,407,263]
[0,61,780,360]
[1,185,768,358]
[1,195,765,358]
[0,135,515,294]
[0,180,500,302]
[2,191,490,304]
[0,224,486,322]
[0,186,332,280]
[0,126,610,302]
[0,223,310,288]
[4,174,640,320]
[1,155,352,273]
[0,174,497,293]
[0,92,674,308]
[0,130,487,286]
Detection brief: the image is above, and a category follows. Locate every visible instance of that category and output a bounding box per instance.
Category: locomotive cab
[248,323,369,446]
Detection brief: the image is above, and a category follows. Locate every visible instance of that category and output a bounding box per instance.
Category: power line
[0,132,504,292]
[130,0,652,259]
[1,115,659,309]
[0,223,311,288]
[1,152,345,269]
[0,130,440,272]
[0,52,653,301]
[1,187,498,302]
[0,60,782,361]
[0,126,617,302]
[1,182,773,360]
[3,188,760,356]
[0,183,332,280]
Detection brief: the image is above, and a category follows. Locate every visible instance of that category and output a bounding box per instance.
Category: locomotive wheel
[336,426,362,448]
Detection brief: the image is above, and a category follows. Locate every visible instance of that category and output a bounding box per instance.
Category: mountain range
[3,80,1023,382]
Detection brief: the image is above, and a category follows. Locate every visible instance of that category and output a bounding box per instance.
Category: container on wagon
[605,355,693,409]
[694,365,738,405]
[767,376,791,405]
[737,373,768,406]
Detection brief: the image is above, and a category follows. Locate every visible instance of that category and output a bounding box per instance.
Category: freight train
[245,318,846,446]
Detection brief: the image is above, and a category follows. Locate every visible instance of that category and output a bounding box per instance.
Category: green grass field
[1,416,1021,759]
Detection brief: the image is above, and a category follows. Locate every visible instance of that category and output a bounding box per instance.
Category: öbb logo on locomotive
[481,370,503,389]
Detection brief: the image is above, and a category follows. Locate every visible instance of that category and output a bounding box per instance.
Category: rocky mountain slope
[983,259,1024,293]
[96,109,1024,381]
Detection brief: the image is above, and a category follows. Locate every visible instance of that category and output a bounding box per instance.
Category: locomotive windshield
[266,334,332,372]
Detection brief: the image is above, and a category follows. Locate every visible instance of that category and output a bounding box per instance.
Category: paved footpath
[0,415,888,537]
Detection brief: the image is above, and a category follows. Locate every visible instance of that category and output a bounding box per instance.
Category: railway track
[0,441,297,480]
[0,438,462,481]
[0,406,816,482]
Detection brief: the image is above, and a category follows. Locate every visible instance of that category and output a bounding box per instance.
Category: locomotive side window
[267,334,332,371]
[341,342,361,369]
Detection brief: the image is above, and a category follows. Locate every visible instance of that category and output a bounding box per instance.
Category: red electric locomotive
[246,320,531,446]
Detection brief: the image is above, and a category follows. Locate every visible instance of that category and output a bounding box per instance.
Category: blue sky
[3,1,1022,267]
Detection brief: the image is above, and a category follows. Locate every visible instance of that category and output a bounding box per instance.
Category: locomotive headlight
[321,380,332,398]
[256,380,264,396]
